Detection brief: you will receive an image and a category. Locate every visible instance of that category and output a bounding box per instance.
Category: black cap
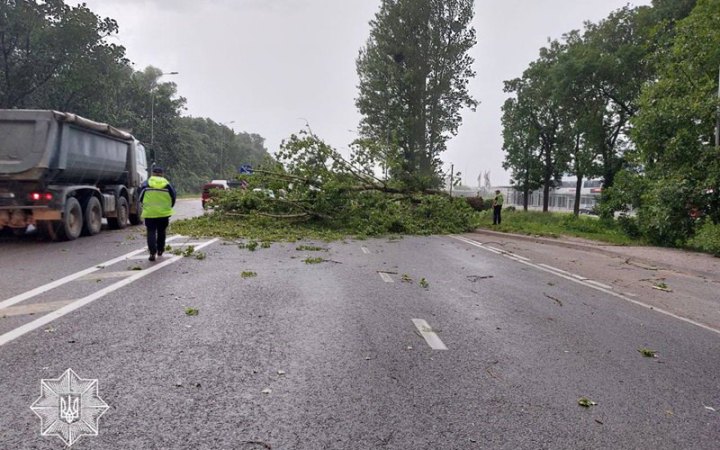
[152,166,164,174]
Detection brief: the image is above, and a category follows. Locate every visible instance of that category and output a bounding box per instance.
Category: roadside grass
[475,209,641,245]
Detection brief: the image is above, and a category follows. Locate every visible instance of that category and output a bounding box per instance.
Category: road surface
[1,200,718,449]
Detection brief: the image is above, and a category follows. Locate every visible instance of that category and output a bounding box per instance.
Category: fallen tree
[172,130,481,240]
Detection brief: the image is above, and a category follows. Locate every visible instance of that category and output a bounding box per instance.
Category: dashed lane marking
[449,234,720,337]
[0,238,219,347]
[412,319,448,350]
[378,272,394,283]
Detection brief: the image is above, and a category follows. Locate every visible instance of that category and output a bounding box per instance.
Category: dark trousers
[493,205,502,225]
[145,217,170,255]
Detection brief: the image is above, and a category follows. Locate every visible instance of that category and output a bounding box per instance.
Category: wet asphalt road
[0,199,719,449]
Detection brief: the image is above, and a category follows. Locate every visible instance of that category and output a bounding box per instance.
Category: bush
[465,196,485,211]
[637,178,695,247]
[616,214,642,239]
[686,221,720,256]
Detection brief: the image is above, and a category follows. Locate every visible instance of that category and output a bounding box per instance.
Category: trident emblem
[59,394,80,424]
[31,368,109,446]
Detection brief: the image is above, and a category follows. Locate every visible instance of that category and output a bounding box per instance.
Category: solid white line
[0,238,219,347]
[0,235,183,310]
[412,319,448,350]
[361,246,370,254]
[538,263,575,277]
[485,245,504,254]
[585,279,613,290]
[378,272,394,283]
[507,253,530,262]
[449,235,720,337]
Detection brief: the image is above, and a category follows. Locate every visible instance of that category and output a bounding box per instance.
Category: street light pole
[150,71,179,165]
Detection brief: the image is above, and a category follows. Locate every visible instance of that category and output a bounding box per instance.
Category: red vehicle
[201,181,227,209]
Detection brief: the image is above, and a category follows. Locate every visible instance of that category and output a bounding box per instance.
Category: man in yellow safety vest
[139,166,176,261]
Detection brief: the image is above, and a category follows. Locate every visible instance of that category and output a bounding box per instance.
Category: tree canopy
[0,0,270,193]
[356,0,477,190]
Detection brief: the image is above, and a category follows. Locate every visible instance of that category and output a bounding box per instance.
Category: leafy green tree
[169,117,270,193]
[0,0,124,109]
[500,95,542,211]
[356,0,477,190]
[630,0,720,245]
[502,42,569,212]
[553,31,605,215]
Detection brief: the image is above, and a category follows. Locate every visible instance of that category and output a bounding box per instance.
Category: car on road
[201,181,228,209]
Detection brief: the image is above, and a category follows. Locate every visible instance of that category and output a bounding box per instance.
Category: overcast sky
[74,0,649,186]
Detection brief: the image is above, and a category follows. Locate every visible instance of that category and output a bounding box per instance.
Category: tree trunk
[574,175,583,216]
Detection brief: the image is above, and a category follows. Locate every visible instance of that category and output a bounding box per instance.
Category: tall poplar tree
[355,0,477,190]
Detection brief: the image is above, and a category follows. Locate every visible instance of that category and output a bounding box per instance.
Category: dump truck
[0,110,148,241]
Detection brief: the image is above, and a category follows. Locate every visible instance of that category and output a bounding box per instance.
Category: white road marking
[484,245,504,254]
[378,272,394,283]
[79,271,144,281]
[585,280,613,290]
[0,300,75,317]
[0,235,182,311]
[412,319,448,350]
[126,255,152,260]
[361,246,370,254]
[170,242,208,247]
[0,238,219,347]
[450,235,720,337]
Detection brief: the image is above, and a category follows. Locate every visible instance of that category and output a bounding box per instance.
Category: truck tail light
[29,192,53,202]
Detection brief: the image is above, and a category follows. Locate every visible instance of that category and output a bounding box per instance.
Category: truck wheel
[129,200,143,225]
[108,197,129,229]
[55,197,83,241]
[82,196,103,236]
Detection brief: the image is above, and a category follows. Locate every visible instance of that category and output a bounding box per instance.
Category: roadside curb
[468,228,717,281]
[469,228,627,257]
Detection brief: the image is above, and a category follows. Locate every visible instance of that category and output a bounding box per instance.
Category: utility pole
[449,164,454,196]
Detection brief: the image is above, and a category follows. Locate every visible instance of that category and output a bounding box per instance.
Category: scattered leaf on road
[185,307,199,316]
[578,397,597,407]
[419,278,429,288]
[638,347,657,357]
[652,282,672,292]
[261,388,272,394]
